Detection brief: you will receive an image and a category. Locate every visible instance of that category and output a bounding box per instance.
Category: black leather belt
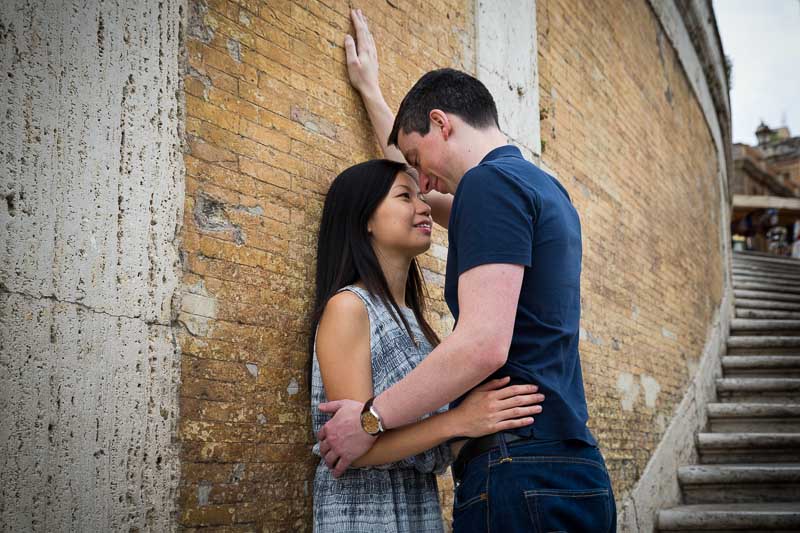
[452,432,530,483]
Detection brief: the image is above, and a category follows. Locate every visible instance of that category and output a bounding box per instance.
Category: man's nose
[418,171,433,193]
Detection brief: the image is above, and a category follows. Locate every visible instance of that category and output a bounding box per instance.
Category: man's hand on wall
[317,399,377,477]
[344,9,380,97]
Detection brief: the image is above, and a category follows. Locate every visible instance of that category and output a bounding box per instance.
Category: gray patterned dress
[311,285,454,532]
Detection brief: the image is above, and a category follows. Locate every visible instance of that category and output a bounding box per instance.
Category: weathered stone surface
[0,0,184,530]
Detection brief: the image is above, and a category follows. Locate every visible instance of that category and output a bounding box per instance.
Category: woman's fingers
[473,376,510,392]
[495,393,545,411]
[498,404,543,420]
[495,417,535,432]
[493,383,539,400]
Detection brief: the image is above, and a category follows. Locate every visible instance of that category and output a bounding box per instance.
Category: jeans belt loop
[453,431,529,484]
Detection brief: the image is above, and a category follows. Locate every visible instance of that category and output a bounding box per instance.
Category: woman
[310,159,543,532]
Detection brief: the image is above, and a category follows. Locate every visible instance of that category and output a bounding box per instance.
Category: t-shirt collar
[479,144,522,164]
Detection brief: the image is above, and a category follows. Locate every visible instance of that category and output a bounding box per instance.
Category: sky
[712,0,800,145]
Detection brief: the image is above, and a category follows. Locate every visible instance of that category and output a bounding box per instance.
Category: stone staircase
[658,251,800,532]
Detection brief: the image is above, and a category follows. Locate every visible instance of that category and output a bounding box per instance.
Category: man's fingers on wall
[344,35,358,63]
[353,9,369,44]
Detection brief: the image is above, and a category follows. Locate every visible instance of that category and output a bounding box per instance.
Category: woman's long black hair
[308,159,440,368]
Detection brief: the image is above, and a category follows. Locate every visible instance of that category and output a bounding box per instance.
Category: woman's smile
[413,220,432,235]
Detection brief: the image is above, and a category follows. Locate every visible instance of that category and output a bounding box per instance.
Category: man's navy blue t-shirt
[445,145,596,445]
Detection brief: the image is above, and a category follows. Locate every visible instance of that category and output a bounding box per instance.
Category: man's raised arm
[344,8,453,227]
[317,262,524,476]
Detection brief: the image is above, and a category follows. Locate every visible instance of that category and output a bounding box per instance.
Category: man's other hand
[317,399,378,477]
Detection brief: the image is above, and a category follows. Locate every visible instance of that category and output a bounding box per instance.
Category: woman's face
[368,171,433,258]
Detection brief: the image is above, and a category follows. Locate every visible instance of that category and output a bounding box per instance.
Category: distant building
[732,122,800,197]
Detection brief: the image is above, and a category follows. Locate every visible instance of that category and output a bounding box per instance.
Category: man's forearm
[358,88,405,162]
[372,328,503,430]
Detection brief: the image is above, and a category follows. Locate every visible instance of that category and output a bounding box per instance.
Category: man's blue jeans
[451,436,616,532]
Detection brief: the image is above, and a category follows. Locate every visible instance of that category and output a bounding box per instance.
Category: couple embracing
[309,9,615,533]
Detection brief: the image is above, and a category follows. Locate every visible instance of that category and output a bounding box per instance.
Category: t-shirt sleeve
[452,167,537,275]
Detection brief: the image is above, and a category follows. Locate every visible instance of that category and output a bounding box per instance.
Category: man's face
[397,128,454,195]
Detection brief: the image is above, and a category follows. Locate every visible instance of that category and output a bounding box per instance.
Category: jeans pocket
[524,488,611,533]
[452,490,488,533]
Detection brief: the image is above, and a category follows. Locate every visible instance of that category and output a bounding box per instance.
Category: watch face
[360,412,379,434]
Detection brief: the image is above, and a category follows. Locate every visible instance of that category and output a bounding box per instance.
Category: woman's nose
[416,197,431,215]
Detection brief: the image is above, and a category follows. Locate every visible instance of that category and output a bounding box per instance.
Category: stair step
[697,432,800,463]
[733,252,800,268]
[717,377,800,403]
[679,463,800,504]
[708,402,800,432]
[733,250,800,266]
[737,308,800,320]
[717,377,800,390]
[732,261,800,273]
[733,260,800,272]
[728,336,800,355]
[733,258,800,270]
[658,502,800,531]
[734,282,800,296]
[734,248,800,258]
[734,289,800,303]
[733,272,800,286]
[733,272,800,284]
[730,319,800,334]
[735,298,800,312]
[722,356,800,377]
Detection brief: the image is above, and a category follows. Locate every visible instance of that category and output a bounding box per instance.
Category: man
[317,63,615,531]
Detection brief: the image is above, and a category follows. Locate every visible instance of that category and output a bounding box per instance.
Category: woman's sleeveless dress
[311,285,453,532]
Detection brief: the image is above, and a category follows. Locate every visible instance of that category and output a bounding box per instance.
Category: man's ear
[429,109,451,140]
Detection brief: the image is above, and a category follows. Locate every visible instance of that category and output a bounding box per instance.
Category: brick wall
[178,0,472,530]
[177,0,724,529]
[537,0,723,502]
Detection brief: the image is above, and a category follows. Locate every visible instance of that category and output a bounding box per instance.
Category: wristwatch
[360,396,385,436]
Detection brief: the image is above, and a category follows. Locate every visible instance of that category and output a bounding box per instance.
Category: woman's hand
[451,377,544,438]
[344,9,380,96]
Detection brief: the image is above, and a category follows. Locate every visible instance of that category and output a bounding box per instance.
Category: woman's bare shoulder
[322,290,368,320]
[317,290,370,346]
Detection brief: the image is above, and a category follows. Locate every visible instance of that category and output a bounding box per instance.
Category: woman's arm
[352,375,540,468]
[352,409,456,468]
[316,291,543,469]
[344,9,453,228]
[316,291,447,469]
